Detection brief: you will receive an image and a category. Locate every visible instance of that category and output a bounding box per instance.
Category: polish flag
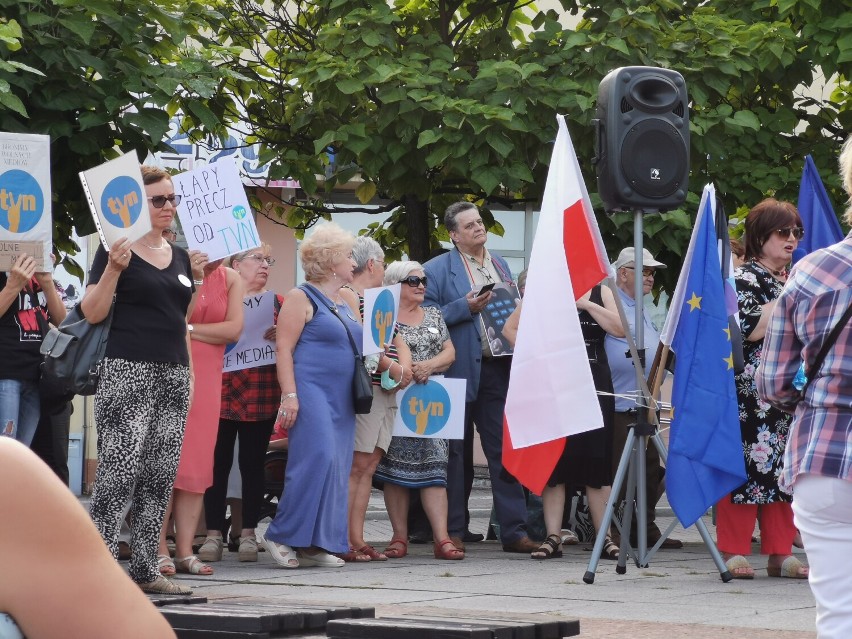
[503,115,612,494]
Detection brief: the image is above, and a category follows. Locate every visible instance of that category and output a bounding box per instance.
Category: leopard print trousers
[89,358,190,584]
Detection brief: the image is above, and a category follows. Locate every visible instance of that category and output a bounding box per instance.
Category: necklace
[138,239,168,250]
[753,259,786,278]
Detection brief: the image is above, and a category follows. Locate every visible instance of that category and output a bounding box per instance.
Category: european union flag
[794,155,844,263]
[667,195,746,527]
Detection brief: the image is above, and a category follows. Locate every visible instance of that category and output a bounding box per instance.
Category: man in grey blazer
[424,202,538,553]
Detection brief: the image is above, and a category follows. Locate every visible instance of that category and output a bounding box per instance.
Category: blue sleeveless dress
[265,286,361,553]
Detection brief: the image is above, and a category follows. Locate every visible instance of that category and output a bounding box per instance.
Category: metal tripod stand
[582,212,733,584]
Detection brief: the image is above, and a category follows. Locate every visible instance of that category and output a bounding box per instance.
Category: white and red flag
[502,114,612,494]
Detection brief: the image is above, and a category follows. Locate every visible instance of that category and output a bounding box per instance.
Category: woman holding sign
[337,237,413,562]
[157,256,243,577]
[373,262,461,560]
[83,165,204,595]
[199,243,284,564]
[261,223,361,568]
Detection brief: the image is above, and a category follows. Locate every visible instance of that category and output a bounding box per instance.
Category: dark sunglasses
[774,227,804,240]
[147,194,182,209]
[400,275,427,288]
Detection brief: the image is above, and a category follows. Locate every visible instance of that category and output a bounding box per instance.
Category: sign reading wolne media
[0,132,52,270]
[172,159,260,261]
[79,151,152,249]
[361,283,401,356]
[392,376,466,440]
[223,290,276,372]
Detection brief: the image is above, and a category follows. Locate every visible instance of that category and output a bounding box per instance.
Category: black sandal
[531,534,563,560]
[601,536,619,560]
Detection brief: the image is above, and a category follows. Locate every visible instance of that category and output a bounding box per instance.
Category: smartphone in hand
[475,282,496,297]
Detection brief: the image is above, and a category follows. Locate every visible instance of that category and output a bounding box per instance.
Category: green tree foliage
[0,0,241,278]
[222,0,851,285]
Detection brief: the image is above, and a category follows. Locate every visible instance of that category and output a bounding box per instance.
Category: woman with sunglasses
[373,262,461,560]
[83,166,205,594]
[199,244,284,563]
[717,198,809,580]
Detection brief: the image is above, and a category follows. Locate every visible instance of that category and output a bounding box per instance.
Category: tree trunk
[403,194,431,263]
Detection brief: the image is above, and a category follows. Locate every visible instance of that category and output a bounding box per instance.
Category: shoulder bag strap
[803,298,852,391]
[301,284,360,358]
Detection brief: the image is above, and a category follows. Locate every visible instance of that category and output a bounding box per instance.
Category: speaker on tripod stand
[593,66,690,213]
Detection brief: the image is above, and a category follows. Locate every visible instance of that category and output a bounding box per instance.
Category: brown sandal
[355,544,388,561]
[434,539,464,560]
[531,534,563,560]
[384,538,408,559]
[337,548,372,562]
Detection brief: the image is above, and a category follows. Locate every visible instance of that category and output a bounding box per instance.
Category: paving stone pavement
[124,486,817,639]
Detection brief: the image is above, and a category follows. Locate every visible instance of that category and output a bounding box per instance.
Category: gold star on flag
[724,352,734,370]
[724,327,731,341]
[687,292,702,311]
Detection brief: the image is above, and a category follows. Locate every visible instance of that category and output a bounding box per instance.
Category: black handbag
[302,284,373,414]
[39,296,115,397]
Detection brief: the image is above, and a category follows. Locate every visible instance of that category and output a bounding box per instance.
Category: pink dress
[174,266,229,493]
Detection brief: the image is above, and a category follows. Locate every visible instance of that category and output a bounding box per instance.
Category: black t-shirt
[0,274,48,381]
[88,245,194,366]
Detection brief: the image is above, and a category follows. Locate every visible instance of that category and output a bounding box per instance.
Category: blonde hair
[300,222,355,282]
[383,261,423,286]
[839,135,852,225]
[229,243,272,267]
[140,165,172,186]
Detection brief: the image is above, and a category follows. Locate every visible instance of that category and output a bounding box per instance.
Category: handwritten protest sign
[0,132,52,270]
[362,283,400,356]
[172,159,260,261]
[223,290,276,372]
[392,376,466,440]
[79,151,151,250]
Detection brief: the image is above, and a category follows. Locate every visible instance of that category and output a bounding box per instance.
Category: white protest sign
[0,132,52,270]
[362,283,400,356]
[172,158,260,261]
[392,376,467,440]
[79,151,151,250]
[223,290,276,372]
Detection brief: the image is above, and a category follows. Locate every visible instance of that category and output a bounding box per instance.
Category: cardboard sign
[392,376,466,440]
[362,283,401,356]
[172,158,260,261]
[223,291,276,372]
[79,151,151,250]
[0,132,52,269]
[481,282,520,356]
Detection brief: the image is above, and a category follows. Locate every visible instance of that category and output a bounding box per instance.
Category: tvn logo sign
[0,169,44,233]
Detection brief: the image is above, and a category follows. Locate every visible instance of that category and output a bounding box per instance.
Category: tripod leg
[618,441,641,572]
[583,428,636,584]
[648,431,733,582]
[635,434,649,566]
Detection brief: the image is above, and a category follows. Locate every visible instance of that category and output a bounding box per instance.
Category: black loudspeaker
[593,66,689,212]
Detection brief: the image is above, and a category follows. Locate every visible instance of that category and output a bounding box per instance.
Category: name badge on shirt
[178,274,192,287]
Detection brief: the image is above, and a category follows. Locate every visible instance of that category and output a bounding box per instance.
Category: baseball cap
[612,247,667,271]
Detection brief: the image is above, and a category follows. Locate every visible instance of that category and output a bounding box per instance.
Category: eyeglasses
[625,266,656,277]
[243,254,275,266]
[147,194,182,209]
[400,275,427,288]
[774,227,804,240]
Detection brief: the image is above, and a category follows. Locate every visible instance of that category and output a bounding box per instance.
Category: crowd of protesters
[5,146,851,636]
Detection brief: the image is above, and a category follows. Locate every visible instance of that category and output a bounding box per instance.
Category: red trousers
[715,494,796,556]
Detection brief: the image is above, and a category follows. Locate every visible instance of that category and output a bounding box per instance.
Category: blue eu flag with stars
[667,197,747,527]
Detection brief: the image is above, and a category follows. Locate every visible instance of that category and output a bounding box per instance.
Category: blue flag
[667,193,746,527]
[794,155,844,263]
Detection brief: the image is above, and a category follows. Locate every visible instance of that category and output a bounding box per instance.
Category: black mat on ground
[147,595,208,607]
[326,616,580,639]
[325,615,580,639]
[159,601,374,639]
